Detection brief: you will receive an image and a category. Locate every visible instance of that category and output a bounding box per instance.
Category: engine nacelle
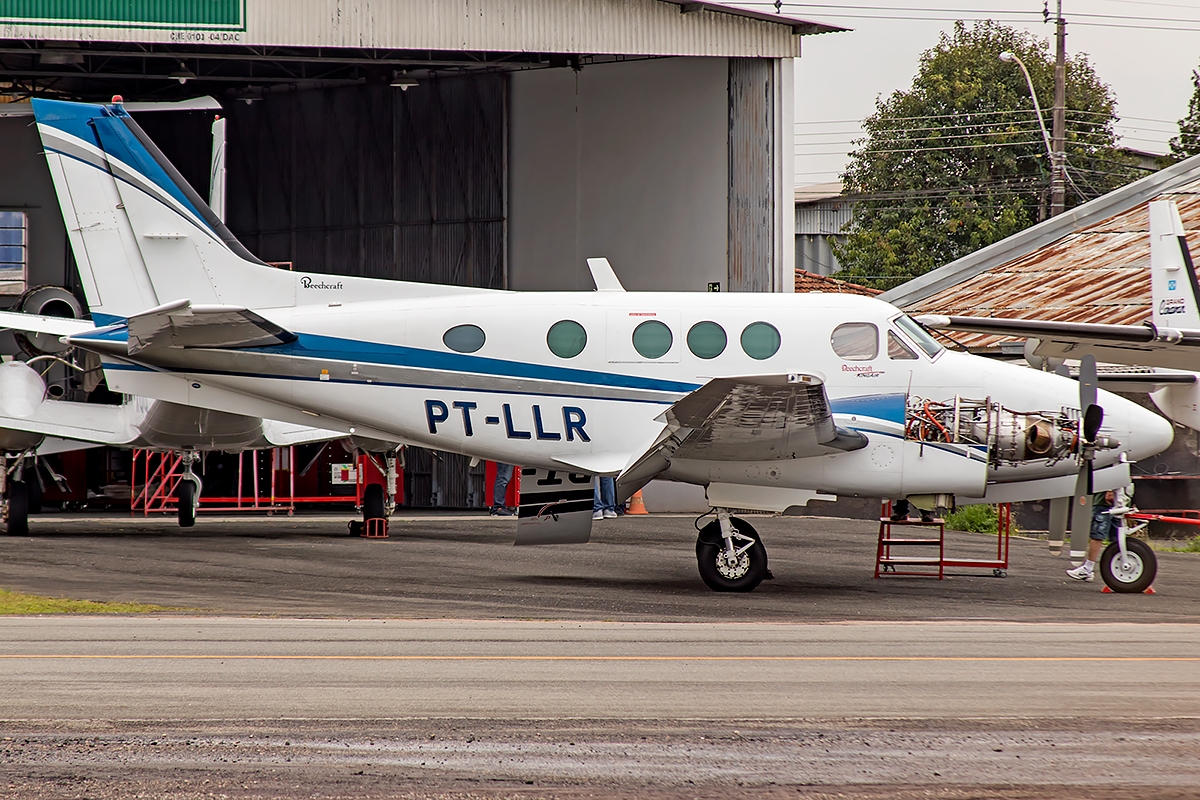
[906,394,1093,467]
[0,360,47,419]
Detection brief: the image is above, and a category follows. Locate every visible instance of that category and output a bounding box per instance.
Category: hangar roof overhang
[0,0,845,102]
[882,154,1200,353]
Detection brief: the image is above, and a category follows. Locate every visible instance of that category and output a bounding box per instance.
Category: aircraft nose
[1122,400,1174,461]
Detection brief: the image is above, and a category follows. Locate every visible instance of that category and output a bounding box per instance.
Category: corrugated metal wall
[6,0,805,58]
[226,74,505,288]
[727,57,775,292]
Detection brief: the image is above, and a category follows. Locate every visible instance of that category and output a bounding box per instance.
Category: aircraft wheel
[6,481,28,536]
[363,483,386,521]
[27,475,42,515]
[1099,539,1156,594]
[177,480,196,528]
[695,517,768,593]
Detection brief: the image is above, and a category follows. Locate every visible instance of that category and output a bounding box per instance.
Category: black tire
[363,483,386,521]
[177,480,196,528]
[1099,538,1157,594]
[27,474,42,515]
[695,517,768,592]
[6,481,28,536]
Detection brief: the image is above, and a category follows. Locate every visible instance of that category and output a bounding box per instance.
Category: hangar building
[0,0,843,509]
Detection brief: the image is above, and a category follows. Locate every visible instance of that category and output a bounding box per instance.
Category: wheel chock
[362,518,389,539]
[1101,585,1156,594]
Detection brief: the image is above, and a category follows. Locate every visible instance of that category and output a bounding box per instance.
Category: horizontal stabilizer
[123,300,296,354]
[0,310,95,337]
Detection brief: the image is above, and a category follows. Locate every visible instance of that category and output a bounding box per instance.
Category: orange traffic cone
[627,490,648,515]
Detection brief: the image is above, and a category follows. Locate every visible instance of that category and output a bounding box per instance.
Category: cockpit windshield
[894,315,945,359]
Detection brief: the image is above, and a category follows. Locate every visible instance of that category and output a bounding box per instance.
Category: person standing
[490,463,516,516]
[593,476,617,520]
[1067,488,1124,582]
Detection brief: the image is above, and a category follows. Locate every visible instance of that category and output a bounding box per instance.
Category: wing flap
[616,373,865,501]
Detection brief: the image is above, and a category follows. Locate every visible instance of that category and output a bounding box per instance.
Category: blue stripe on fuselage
[267,332,704,394]
[830,392,907,426]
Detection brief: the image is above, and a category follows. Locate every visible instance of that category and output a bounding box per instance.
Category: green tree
[1170,67,1200,159]
[833,21,1139,288]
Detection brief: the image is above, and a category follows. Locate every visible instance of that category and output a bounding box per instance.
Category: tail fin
[33,98,288,320]
[1150,199,1200,331]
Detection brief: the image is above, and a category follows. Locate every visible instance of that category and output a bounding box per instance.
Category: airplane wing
[0,400,140,447]
[917,314,1200,372]
[121,300,297,355]
[616,374,868,500]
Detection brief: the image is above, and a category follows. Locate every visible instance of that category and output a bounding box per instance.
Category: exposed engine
[905,395,1119,467]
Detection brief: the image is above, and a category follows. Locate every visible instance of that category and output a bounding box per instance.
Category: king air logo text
[1160,298,1187,315]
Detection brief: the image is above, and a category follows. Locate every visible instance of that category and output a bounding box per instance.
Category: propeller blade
[1068,468,1091,564]
[1047,496,1069,554]
[1078,354,1098,410]
[1083,404,1103,442]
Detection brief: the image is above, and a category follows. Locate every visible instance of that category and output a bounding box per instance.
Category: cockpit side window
[894,314,944,358]
[888,331,919,360]
[830,322,878,361]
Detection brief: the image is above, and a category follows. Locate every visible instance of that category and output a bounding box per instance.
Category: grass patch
[943,504,1015,535]
[1152,536,1200,554]
[0,588,173,615]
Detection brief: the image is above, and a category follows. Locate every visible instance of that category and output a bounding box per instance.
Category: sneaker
[889,512,908,522]
[489,506,514,517]
[1066,564,1094,582]
[603,509,617,519]
[920,512,935,523]
[592,510,604,521]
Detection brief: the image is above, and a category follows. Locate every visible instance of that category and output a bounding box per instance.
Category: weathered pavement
[1,513,1198,798]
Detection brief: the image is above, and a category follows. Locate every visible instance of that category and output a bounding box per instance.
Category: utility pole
[1050,0,1067,216]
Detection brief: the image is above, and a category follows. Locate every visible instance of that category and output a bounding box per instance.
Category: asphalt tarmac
[2,512,1199,799]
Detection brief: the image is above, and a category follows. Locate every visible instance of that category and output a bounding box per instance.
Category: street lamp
[999,51,1065,216]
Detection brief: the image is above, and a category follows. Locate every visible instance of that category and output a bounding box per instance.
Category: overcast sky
[739,1,1200,186]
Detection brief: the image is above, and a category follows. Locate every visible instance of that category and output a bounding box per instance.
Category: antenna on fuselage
[586,258,626,292]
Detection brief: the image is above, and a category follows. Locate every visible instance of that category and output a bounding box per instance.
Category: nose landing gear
[695,510,769,592]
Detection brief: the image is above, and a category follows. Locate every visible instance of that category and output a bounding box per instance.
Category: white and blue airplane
[2,98,1175,592]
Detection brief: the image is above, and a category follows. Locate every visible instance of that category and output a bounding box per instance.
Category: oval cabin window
[632,320,673,359]
[740,321,781,360]
[443,324,486,353]
[547,320,587,359]
[687,321,727,359]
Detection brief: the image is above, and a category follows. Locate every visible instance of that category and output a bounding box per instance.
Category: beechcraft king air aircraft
[5,98,1176,592]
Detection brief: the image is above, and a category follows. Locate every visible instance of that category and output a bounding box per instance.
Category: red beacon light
[111,95,123,105]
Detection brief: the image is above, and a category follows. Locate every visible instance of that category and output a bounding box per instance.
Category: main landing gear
[695,509,771,592]
[347,449,399,537]
[176,451,202,528]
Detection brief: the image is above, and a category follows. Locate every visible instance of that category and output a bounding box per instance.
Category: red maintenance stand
[875,501,1011,580]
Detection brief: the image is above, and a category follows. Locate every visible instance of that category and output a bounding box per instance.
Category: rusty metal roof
[902,179,1200,350]
[794,269,881,296]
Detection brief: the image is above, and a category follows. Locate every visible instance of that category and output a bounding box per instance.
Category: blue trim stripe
[271,332,704,394]
[32,98,212,236]
[29,98,104,150]
[830,393,907,426]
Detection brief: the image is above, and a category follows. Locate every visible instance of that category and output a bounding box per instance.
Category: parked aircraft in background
[0,347,365,533]
[3,98,1176,593]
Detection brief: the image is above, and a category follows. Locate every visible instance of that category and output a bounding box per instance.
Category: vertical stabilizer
[1150,199,1200,331]
[33,98,292,320]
